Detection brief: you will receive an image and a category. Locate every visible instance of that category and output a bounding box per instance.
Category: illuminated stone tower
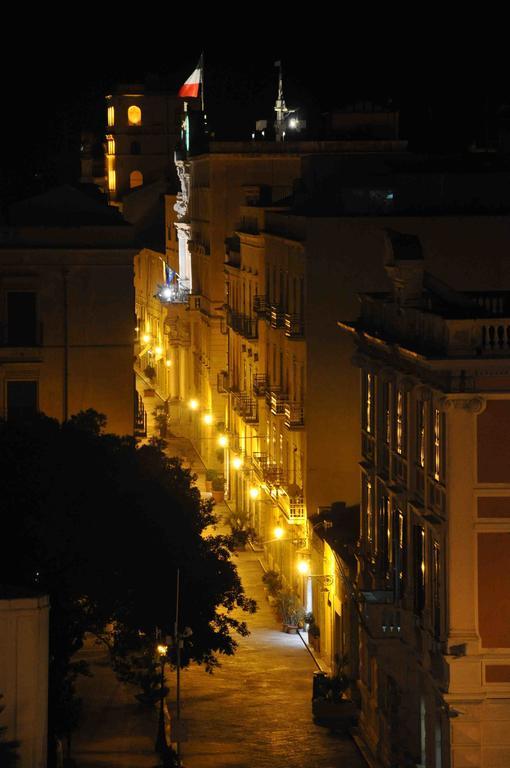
[105,81,182,205]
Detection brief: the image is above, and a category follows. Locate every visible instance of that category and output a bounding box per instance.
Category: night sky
[1,26,505,205]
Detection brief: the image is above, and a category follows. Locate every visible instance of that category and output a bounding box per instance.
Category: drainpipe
[62,268,69,421]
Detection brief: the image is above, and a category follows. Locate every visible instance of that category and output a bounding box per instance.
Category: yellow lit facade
[342,250,510,768]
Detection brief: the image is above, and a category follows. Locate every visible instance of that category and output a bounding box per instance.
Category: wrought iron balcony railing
[284,402,304,430]
[284,314,304,338]
[253,295,268,315]
[253,374,269,396]
[267,387,288,415]
[269,305,285,329]
[232,392,258,424]
[226,308,258,340]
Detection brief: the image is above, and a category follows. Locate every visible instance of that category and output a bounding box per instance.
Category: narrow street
[171,540,365,768]
[73,427,366,767]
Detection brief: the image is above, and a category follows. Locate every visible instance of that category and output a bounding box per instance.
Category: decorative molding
[439,396,486,414]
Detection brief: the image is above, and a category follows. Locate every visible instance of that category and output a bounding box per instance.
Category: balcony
[253,374,269,396]
[269,305,285,329]
[284,402,304,430]
[252,453,285,485]
[287,496,306,524]
[267,388,288,415]
[253,295,268,315]
[217,370,229,394]
[284,314,304,339]
[226,308,258,340]
[232,392,258,424]
[134,392,147,438]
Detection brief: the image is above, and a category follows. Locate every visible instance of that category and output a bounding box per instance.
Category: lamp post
[155,642,168,756]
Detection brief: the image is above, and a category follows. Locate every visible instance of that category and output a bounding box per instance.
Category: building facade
[0,186,137,434]
[341,247,510,767]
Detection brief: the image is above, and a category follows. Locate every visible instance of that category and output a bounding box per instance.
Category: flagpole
[200,51,205,113]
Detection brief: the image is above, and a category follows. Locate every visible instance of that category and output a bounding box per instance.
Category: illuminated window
[383,381,391,444]
[128,105,142,125]
[107,136,115,155]
[130,170,143,189]
[108,169,116,192]
[364,477,374,546]
[413,525,425,613]
[363,371,374,434]
[396,389,407,455]
[396,508,407,598]
[107,106,115,127]
[417,400,425,468]
[433,408,441,481]
[432,541,441,638]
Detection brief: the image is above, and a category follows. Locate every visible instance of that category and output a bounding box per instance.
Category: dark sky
[1,25,506,203]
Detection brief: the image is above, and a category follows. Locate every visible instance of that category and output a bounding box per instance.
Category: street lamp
[155,642,169,756]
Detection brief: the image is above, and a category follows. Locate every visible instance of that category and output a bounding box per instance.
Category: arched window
[128,105,142,126]
[131,140,141,155]
[107,106,115,127]
[130,170,143,189]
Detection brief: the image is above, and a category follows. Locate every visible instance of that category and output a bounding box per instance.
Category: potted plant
[312,655,357,729]
[211,474,225,503]
[205,468,218,492]
[305,612,321,652]
[226,509,254,550]
[276,589,306,633]
[262,569,283,605]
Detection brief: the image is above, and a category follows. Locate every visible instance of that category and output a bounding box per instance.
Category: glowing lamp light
[135,326,139,332]
[155,346,163,355]
[217,434,228,448]
[202,413,213,425]
[288,117,298,129]
[232,456,243,470]
[160,285,173,301]
[157,643,168,656]
[273,526,284,540]
[297,560,311,575]
[249,486,260,500]
[165,360,172,368]
[188,399,199,411]
[142,333,151,344]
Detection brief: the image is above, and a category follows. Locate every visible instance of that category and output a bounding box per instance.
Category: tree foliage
[0,411,256,745]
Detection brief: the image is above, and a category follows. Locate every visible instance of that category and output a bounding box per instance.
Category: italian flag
[178,57,202,99]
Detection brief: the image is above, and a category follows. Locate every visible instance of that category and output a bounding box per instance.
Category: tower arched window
[128,105,142,126]
[130,170,143,189]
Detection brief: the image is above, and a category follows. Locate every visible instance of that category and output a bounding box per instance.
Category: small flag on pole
[178,56,203,99]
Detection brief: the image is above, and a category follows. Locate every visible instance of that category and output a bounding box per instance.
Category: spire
[274,60,289,142]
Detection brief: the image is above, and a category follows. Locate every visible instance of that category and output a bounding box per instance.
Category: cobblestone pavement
[170,545,365,768]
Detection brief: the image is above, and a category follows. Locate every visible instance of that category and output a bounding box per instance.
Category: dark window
[378,495,390,574]
[131,140,141,155]
[432,541,441,639]
[7,292,37,346]
[394,508,407,599]
[7,381,38,420]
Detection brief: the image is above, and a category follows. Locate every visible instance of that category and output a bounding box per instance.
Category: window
[108,169,116,192]
[395,508,407,598]
[131,140,141,155]
[130,170,143,189]
[378,495,390,573]
[396,389,407,456]
[413,525,425,613]
[433,408,442,481]
[417,400,425,468]
[128,105,142,125]
[432,540,441,639]
[107,136,115,155]
[7,380,38,421]
[363,371,375,434]
[383,381,392,444]
[107,105,115,127]
[7,291,37,346]
[363,476,374,548]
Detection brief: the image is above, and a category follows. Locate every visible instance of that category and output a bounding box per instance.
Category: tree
[0,412,256,754]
